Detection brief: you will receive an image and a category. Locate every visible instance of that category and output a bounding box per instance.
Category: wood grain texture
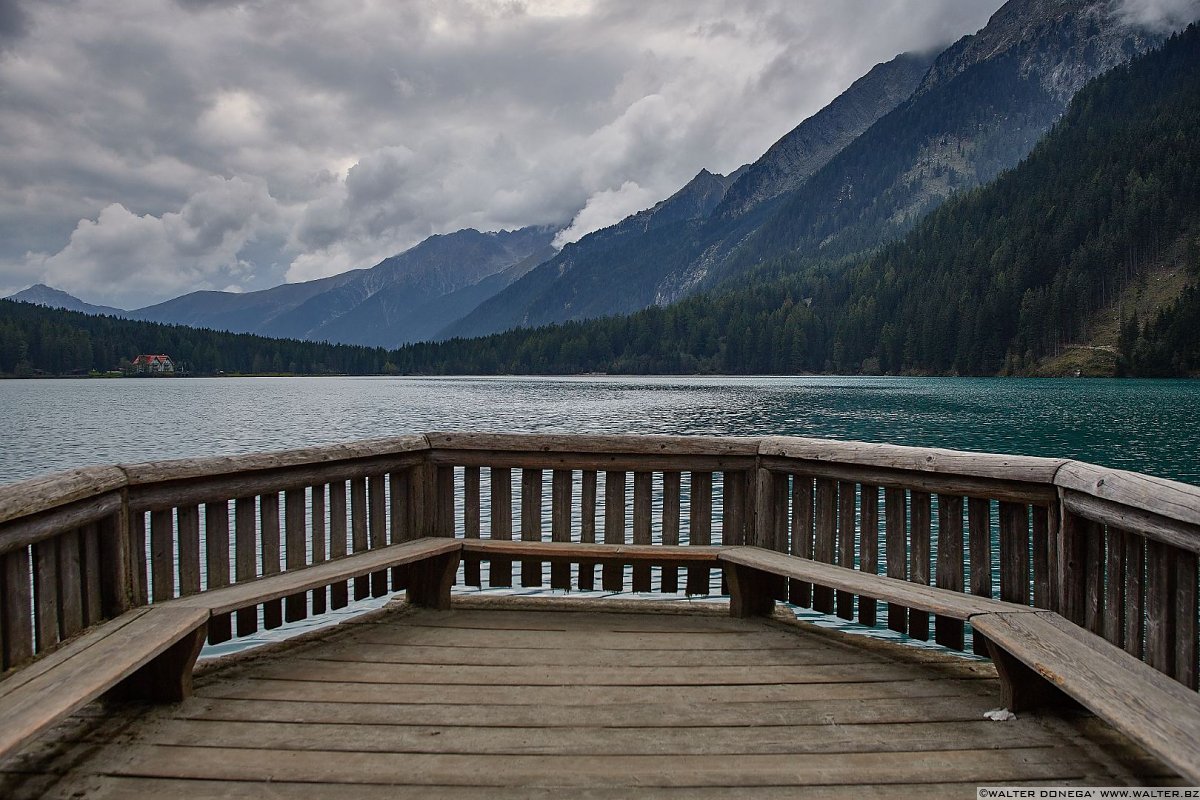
[935,495,964,650]
[836,481,856,621]
[602,471,625,592]
[463,467,482,589]
[790,475,814,609]
[489,468,512,589]
[578,470,597,592]
[328,482,348,611]
[631,472,652,592]
[813,479,836,614]
[661,471,681,594]
[968,497,991,656]
[0,467,126,527]
[520,469,543,588]
[2,547,34,668]
[858,484,879,627]
[686,472,712,596]
[550,469,571,591]
[908,491,931,640]
[884,488,907,634]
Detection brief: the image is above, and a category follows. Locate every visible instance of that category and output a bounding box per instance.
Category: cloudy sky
[0,0,1128,308]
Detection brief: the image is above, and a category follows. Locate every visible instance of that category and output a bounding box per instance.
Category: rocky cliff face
[5,284,126,317]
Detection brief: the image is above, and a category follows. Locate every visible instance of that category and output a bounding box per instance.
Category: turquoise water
[1,375,1197,486]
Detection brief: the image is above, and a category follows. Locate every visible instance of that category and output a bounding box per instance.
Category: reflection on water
[2,375,1198,485]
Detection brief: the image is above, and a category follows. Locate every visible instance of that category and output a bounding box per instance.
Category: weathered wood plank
[859,484,879,627]
[935,494,964,650]
[2,547,34,668]
[1145,538,1176,677]
[0,493,123,560]
[175,539,462,616]
[490,468,512,588]
[463,541,721,568]
[79,523,102,627]
[1084,521,1104,636]
[388,470,410,593]
[578,470,597,592]
[350,479,368,601]
[0,605,210,762]
[369,475,388,597]
[836,481,856,621]
[328,481,349,610]
[721,470,746,548]
[435,466,454,539]
[909,491,931,640]
[204,501,232,644]
[884,488,906,634]
[1174,549,1198,690]
[631,472,652,592]
[96,509,131,618]
[972,610,1200,784]
[686,472,711,595]
[1060,488,1200,556]
[0,466,126,528]
[520,469,543,588]
[1056,460,1200,528]
[311,485,328,613]
[259,492,282,630]
[285,489,308,623]
[661,471,681,594]
[31,538,60,652]
[998,502,1029,608]
[813,478,836,614]
[968,497,991,655]
[234,497,257,638]
[463,467,482,589]
[1122,528,1144,660]
[55,528,84,640]
[1031,505,1051,609]
[790,475,814,609]
[1103,526,1124,648]
[175,505,201,598]
[549,470,572,590]
[149,509,174,604]
[602,471,625,592]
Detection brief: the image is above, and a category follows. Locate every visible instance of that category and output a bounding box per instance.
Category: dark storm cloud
[0,0,1049,307]
[0,0,27,42]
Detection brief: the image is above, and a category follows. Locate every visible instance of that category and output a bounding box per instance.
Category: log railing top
[2,431,1199,533]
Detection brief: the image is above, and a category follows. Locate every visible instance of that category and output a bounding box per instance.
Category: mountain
[132,225,557,347]
[447,0,1164,339]
[388,23,1200,378]
[6,284,126,317]
[446,48,936,339]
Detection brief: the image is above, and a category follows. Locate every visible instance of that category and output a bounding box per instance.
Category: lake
[2,375,1198,486]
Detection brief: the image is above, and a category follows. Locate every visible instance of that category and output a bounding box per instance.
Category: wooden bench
[0,537,461,763]
[718,545,1200,784]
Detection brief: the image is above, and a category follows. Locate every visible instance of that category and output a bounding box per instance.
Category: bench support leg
[987,640,1077,713]
[109,622,208,704]
[407,552,460,610]
[725,564,775,618]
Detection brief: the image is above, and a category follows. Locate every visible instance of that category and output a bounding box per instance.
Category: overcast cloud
[0,0,1029,307]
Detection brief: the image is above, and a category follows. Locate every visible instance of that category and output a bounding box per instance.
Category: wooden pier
[1,433,1199,795]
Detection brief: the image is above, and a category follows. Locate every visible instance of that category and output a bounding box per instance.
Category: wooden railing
[1,432,1197,691]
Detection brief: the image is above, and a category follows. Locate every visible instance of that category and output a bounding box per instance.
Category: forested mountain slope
[391,24,1200,378]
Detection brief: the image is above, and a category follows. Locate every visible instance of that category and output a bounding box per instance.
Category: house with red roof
[129,354,175,374]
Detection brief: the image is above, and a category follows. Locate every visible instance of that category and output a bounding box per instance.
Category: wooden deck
[0,596,1179,798]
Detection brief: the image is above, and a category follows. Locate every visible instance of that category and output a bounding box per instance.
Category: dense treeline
[393,25,1200,377]
[0,300,391,376]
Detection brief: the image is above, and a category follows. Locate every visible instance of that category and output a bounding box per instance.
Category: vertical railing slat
[835,481,856,621]
[129,511,148,607]
[1031,506,1051,609]
[491,467,513,588]
[934,494,964,650]
[149,509,173,604]
[80,523,103,627]
[884,488,907,634]
[56,528,84,639]
[350,479,369,601]
[908,491,931,641]
[632,472,652,592]
[521,469,544,588]
[968,497,991,655]
[685,472,711,595]
[858,485,879,627]
[1145,539,1176,677]
[176,505,201,597]
[661,471,681,594]
[328,481,349,610]
[578,470,597,591]
[790,475,815,609]
[1,548,34,668]
[1122,528,1144,659]
[260,492,282,629]
[1103,526,1125,648]
[1084,523,1104,636]
[234,496,257,637]
[205,501,233,644]
[999,502,1030,608]
[285,488,308,622]
[813,479,836,614]
[32,540,60,651]
[550,469,572,590]
[1174,550,1198,690]
[368,475,388,597]
[387,470,408,592]
[311,484,329,613]
[463,466,482,588]
[603,471,626,592]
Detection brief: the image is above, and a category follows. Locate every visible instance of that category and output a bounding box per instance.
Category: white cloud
[552,181,661,248]
[0,0,1016,305]
[1117,0,1200,30]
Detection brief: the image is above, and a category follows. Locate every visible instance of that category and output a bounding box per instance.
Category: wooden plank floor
[0,596,1181,798]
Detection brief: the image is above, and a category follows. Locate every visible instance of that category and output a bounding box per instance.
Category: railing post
[1057,490,1088,627]
[98,489,134,616]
